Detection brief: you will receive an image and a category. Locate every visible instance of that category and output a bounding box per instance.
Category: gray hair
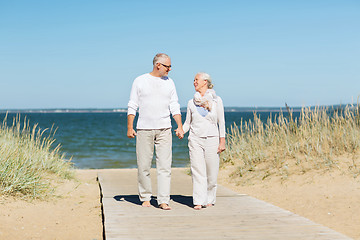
[153,53,170,65]
[197,72,214,89]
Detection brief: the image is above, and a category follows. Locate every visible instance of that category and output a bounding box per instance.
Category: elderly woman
[183,72,226,210]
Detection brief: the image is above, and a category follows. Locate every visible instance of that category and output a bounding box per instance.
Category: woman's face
[193,74,207,92]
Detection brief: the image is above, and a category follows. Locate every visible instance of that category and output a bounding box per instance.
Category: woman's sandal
[194,205,202,210]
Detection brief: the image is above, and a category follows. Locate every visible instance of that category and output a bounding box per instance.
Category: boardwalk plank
[98,168,351,240]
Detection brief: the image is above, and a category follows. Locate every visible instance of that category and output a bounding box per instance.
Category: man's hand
[127,114,136,138]
[217,137,226,153]
[175,127,184,139]
[127,128,137,138]
[173,114,184,139]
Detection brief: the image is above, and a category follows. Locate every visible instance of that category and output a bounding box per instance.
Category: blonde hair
[197,72,214,89]
[153,53,170,66]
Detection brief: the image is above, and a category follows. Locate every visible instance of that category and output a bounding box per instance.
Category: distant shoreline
[0,108,297,113]
[0,109,128,114]
[0,104,349,114]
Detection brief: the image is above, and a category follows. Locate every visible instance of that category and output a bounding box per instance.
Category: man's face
[157,57,172,77]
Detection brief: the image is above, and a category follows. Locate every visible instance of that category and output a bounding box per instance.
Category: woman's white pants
[188,135,219,206]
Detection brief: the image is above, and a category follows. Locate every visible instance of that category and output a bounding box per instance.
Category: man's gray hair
[153,53,170,65]
[197,72,214,89]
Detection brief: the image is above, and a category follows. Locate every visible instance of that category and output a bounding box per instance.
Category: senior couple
[127,53,225,210]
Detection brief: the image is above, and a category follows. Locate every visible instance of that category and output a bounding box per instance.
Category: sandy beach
[0,169,103,240]
[218,165,360,240]
[0,167,359,239]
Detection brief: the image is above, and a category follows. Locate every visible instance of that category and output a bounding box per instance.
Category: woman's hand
[217,137,226,153]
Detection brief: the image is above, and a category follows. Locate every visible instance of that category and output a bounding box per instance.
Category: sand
[218,166,360,240]
[0,169,103,240]
[1,167,359,239]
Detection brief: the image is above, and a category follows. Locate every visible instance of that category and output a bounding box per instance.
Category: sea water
[0,110,292,169]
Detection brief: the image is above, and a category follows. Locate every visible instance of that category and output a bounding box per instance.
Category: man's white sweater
[127,73,181,130]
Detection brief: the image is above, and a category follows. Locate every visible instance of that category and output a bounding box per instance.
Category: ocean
[0,110,291,169]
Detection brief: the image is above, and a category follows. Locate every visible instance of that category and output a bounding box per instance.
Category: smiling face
[157,57,172,77]
[193,74,208,94]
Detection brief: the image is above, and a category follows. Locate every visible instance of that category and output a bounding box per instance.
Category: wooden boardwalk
[97,168,351,240]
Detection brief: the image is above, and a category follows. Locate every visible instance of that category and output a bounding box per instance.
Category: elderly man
[127,53,184,210]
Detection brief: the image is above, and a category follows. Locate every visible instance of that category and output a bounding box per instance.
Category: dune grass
[221,101,360,182]
[0,113,74,198]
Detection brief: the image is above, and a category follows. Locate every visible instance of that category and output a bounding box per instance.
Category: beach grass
[221,101,360,182]
[0,113,74,198]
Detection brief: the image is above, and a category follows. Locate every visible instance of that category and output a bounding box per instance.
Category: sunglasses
[159,63,171,69]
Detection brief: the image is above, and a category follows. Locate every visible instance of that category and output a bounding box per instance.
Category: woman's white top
[127,73,181,129]
[183,96,225,138]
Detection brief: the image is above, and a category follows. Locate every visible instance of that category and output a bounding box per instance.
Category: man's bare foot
[142,201,151,207]
[194,205,202,210]
[206,204,214,207]
[159,203,171,210]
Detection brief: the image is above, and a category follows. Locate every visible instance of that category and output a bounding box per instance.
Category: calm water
[0,111,292,169]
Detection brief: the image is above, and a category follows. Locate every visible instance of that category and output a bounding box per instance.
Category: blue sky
[1,0,359,109]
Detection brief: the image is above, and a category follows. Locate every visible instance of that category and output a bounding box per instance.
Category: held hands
[217,137,226,154]
[127,128,137,138]
[175,127,184,139]
[173,115,184,139]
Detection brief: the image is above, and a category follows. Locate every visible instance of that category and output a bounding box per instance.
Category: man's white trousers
[136,128,172,205]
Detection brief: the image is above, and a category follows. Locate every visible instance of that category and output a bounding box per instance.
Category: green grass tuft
[0,113,74,198]
[221,100,360,181]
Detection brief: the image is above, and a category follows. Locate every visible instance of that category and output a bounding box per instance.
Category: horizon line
[0,103,351,114]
